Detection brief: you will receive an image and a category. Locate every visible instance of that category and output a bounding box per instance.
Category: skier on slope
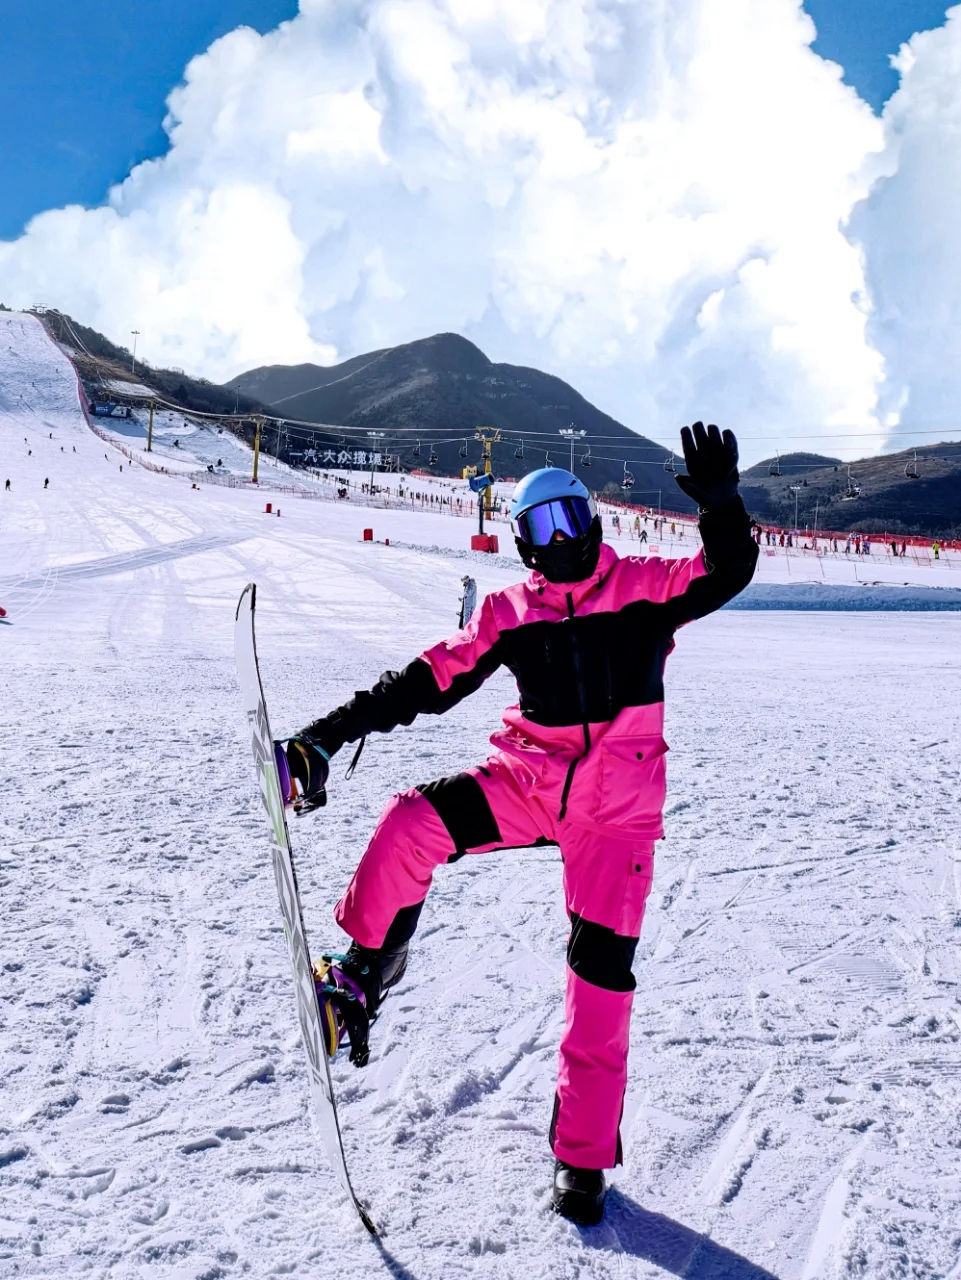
[275,422,758,1225]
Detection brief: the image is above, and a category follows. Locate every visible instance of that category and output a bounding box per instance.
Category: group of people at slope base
[748,523,952,560]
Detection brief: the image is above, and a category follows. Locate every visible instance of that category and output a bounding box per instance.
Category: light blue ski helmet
[509,468,594,525]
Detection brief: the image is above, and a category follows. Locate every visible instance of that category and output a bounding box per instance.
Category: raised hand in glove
[675,421,740,511]
[274,735,331,814]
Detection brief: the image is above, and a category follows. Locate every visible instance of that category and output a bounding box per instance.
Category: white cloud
[3,0,949,460]
[850,5,961,446]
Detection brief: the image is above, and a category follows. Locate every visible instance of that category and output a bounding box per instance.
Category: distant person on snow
[4,479,9,491]
[274,424,758,1226]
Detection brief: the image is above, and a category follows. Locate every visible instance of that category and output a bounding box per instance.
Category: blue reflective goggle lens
[514,496,594,546]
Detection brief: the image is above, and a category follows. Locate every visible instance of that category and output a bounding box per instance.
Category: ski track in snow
[2,310,961,1278]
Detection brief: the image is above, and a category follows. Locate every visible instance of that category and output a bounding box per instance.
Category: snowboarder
[458,576,478,630]
[276,423,758,1226]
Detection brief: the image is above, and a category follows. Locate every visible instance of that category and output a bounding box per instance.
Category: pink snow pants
[335,751,655,1170]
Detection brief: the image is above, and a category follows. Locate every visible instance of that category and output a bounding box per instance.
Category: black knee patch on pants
[383,900,424,948]
[416,772,501,859]
[567,913,638,992]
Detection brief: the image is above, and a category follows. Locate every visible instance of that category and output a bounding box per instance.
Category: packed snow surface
[2,311,961,1279]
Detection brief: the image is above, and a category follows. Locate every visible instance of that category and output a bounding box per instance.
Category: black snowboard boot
[339,939,409,1017]
[313,939,410,1068]
[552,1159,606,1226]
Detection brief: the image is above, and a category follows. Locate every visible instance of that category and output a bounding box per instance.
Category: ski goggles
[512,495,596,546]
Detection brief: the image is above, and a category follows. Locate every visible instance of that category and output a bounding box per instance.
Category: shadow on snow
[371,1235,420,1280]
[581,1189,779,1279]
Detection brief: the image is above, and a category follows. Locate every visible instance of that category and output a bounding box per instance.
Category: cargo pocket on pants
[593,736,668,828]
[618,849,654,938]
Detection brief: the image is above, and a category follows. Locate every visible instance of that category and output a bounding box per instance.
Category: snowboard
[234,583,376,1235]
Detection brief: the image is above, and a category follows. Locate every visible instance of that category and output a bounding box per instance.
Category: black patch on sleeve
[416,772,502,855]
[306,644,505,750]
[566,913,639,992]
[663,496,759,627]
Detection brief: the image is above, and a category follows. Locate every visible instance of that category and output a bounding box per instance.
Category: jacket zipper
[558,591,591,820]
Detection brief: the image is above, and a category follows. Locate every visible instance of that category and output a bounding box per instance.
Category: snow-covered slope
[2,310,961,1279]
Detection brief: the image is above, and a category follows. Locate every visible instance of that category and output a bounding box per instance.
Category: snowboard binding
[312,939,410,1069]
[313,955,373,1068]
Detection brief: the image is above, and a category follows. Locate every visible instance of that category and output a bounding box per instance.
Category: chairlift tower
[367,430,386,496]
[474,427,501,530]
[788,482,803,527]
[559,426,587,471]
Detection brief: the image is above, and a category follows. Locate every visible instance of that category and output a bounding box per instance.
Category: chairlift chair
[544,451,554,468]
[459,439,468,459]
[769,452,781,477]
[413,440,421,459]
[622,463,635,489]
[581,445,592,468]
[514,439,525,461]
[428,447,438,466]
[842,465,861,500]
[664,452,677,475]
[905,450,920,480]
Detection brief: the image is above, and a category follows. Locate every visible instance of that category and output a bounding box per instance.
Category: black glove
[675,421,740,511]
[275,736,331,814]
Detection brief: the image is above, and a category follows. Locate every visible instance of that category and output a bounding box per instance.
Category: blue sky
[2,0,957,446]
[806,0,951,106]
[0,1,950,240]
[0,1,298,240]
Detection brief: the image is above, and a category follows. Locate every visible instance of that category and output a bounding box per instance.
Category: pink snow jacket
[314,499,758,836]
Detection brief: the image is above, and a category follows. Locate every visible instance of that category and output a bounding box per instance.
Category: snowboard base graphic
[234,583,376,1235]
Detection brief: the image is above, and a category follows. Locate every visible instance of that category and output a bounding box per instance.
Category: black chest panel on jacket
[500,600,674,727]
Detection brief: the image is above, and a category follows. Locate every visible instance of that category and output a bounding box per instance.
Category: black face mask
[516,517,603,583]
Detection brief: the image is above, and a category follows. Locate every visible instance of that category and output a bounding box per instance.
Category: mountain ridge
[228,332,681,501]
[20,307,961,535]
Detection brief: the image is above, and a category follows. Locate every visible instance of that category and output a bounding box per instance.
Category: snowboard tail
[234,583,376,1235]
